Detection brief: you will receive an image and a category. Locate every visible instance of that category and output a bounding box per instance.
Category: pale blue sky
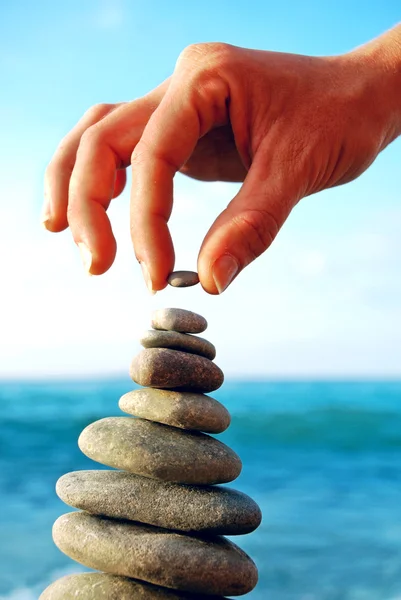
[0,1,400,378]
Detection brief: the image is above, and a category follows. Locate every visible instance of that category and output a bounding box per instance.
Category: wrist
[348,24,401,145]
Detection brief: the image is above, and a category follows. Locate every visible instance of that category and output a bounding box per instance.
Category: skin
[42,25,401,294]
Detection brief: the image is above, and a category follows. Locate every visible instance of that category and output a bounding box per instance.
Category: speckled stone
[56,470,261,535]
[167,271,200,288]
[152,308,207,334]
[119,388,229,433]
[130,348,223,393]
[39,573,227,599]
[78,417,241,485]
[140,330,216,361]
[53,512,258,596]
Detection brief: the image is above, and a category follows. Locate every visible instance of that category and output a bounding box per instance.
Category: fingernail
[141,262,156,295]
[212,254,239,294]
[77,242,93,275]
[41,208,51,230]
[42,181,52,228]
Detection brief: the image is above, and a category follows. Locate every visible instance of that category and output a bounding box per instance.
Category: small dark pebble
[167,271,200,288]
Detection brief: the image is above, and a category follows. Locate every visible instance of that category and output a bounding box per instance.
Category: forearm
[350,23,401,146]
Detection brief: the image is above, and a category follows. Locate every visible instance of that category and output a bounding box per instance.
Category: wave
[0,566,86,600]
[1,380,401,453]
[227,405,401,451]
[1,405,401,455]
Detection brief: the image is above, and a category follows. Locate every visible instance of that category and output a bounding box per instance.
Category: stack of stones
[41,307,261,599]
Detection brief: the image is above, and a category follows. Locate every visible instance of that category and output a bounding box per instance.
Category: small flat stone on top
[119,388,230,433]
[40,572,227,599]
[152,308,207,334]
[140,330,216,361]
[167,271,200,288]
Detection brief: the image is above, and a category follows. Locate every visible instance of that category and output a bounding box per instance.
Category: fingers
[129,98,199,291]
[130,47,230,292]
[44,80,168,275]
[43,103,120,232]
[198,149,300,294]
[66,101,141,274]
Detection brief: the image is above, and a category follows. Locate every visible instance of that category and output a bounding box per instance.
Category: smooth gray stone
[56,470,262,535]
[140,330,216,361]
[53,512,258,596]
[130,348,223,393]
[167,271,200,288]
[119,388,229,433]
[152,308,207,334]
[40,573,227,599]
[78,417,241,485]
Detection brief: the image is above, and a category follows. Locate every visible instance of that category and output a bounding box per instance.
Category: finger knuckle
[233,208,280,264]
[178,43,207,64]
[176,43,234,128]
[79,123,105,151]
[46,147,73,179]
[178,42,235,71]
[83,102,114,121]
[130,143,147,168]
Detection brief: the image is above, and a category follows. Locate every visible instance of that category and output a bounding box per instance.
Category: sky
[0,0,400,378]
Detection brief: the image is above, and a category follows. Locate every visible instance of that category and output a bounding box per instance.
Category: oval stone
[119,388,230,433]
[130,348,223,393]
[140,330,216,361]
[53,512,258,596]
[167,271,200,288]
[56,470,262,535]
[152,308,207,334]
[40,573,227,599]
[78,417,241,485]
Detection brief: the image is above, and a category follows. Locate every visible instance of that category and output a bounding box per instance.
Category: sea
[1,379,401,600]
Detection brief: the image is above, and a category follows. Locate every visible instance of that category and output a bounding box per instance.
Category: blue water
[1,379,401,599]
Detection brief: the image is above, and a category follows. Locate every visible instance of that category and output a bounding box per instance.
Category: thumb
[198,159,299,294]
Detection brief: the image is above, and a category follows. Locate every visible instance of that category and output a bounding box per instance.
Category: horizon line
[1,373,401,383]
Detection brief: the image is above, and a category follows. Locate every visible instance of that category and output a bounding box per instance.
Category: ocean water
[1,379,401,600]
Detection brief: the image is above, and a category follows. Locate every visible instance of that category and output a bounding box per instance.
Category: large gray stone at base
[119,388,230,433]
[140,329,216,361]
[152,308,207,334]
[78,417,241,485]
[130,348,224,393]
[56,470,262,535]
[40,573,227,599]
[53,512,258,596]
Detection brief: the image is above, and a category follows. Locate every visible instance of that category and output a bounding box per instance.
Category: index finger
[130,57,230,292]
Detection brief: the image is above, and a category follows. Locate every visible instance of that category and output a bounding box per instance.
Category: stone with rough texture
[140,330,216,361]
[56,470,261,535]
[79,417,241,485]
[40,573,227,599]
[152,308,207,334]
[119,388,229,433]
[130,348,223,393]
[167,271,200,288]
[53,512,258,596]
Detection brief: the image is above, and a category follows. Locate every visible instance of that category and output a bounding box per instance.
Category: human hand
[43,26,401,294]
